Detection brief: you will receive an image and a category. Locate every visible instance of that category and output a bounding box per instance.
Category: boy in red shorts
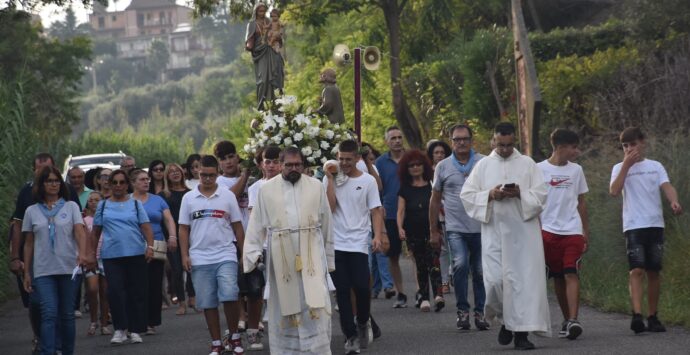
[538,129,589,340]
[610,127,682,334]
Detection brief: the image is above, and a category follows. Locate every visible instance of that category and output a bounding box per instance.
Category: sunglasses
[99,174,111,179]
[408,162,423,168]
[152,167,165,172]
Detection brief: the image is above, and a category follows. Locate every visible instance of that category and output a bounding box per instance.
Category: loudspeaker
[363,46,380,71]
[332,44,351,66]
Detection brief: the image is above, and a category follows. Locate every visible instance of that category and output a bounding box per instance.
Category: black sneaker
[558,320,568,338]
[565,319,583,340]
[498,325,513,345]
[384,288,396,299]
[647,314,666,332]
[631,313,646,334]
[393,293,407,308]
[513,332,535,350]
[414,292,422,308]
[371,316,382,339]
[344,336,360,355]
[473,311,490,330]
[456,310,470,330]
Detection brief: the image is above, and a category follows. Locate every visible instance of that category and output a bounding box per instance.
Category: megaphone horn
[333,44,351,66]
[363,46,381,71]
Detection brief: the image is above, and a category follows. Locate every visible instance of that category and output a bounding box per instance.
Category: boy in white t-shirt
[537,129,589,340]
[609,127,682,334]
[179,155,246,355]
[324,140,387,354]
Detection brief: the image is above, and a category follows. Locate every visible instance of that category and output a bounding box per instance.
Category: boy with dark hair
[610,127,682,334]
[179,155,246,355]
[538,128,589,340]
[325,139,387,354]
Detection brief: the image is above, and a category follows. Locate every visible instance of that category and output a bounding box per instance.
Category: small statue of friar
[317,68,345,124]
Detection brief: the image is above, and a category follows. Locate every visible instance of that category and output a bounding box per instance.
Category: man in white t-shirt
[179,155,246,355]
[324,139,387,354]
[609,127,682,334]
[537,129,589,340]
[243,145,281,351]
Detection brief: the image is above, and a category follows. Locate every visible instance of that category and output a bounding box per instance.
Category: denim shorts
[625,227,664,271]
[191,260,239,309]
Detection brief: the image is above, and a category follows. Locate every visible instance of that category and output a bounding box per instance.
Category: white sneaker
[344,336,360,354]
[129,332,143,344]
[247,329,264,351]
[74,310,83,318]
[110,330,126,344]
[420,300,431,312]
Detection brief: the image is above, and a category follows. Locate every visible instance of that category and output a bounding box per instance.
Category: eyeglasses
[111,180,128,186]
[44,179,61,185]
[283,162,303,169]
[200,173,217,179]
[99,174,111,180]
[152,167,165,172]
[451,137,472,143]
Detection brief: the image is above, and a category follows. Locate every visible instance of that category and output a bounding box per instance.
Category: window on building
[137,14,144,27]
[98,17,105,28]
[159,12,165,24]
[147,13,152,20]
[112,15,117,22]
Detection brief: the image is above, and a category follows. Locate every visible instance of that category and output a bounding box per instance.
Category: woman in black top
[396,150,443,312]
[159,163,196,315]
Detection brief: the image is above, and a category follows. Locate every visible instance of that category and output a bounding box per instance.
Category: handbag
[152,240,167,261]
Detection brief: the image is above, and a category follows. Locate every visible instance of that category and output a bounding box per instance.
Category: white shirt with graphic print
[538,160,589,235]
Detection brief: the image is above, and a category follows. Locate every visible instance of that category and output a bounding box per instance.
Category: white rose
[313,149,322,158]
[307,157,315,164]
[294,132,304,142]
[320,157,328,164]
[325,130,335,139]
[272,135,282,144]
[320,141,330,150]
[302,146,313,157]
[283,137,293,146]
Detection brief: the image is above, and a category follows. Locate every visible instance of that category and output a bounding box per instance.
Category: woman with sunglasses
[131,169,177,335]
[148,160,166,195]
[94,168,113,199]
[91,170,154,345]
[160,163,197,315]
[22,166,90,355]
[396,150,444,312]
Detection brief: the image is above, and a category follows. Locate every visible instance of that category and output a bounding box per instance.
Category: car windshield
[69,155,123,167]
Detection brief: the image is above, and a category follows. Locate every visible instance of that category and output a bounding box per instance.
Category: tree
[0,6,91,141]
[147,39,169,83]
[48,6,91,41]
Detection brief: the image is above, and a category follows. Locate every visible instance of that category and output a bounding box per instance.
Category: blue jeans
[191,261,239,309]
[446,231,485,313]
[369,245,394,293]
[33,275,75,355]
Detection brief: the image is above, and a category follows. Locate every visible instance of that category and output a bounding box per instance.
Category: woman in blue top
[131,168,177,335]
[91,170,154,345]
[22,166,90,355]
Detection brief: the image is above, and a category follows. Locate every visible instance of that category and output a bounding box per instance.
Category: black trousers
[103,255,148,333]
[331,251,370,339]
[168,247,195,301]
[147,259,164,327]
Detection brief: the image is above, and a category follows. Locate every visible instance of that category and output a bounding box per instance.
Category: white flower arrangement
[244,95,355,166]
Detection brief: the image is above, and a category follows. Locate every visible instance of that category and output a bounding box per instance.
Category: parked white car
[62,152,126,176]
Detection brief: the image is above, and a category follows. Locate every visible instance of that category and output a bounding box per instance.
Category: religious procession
[4,1,690,355]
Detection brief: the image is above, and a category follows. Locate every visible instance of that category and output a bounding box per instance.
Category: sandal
[88,322,98,336]
[176,304,187,316]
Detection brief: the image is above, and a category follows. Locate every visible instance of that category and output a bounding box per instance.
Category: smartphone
[503,183,516,189]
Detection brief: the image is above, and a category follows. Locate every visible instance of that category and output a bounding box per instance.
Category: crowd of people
[7,122,682,355]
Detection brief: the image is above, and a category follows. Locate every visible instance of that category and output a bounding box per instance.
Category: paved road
[2,257,690,354]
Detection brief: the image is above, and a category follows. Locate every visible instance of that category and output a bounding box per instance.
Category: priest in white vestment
[460,122,551,350]
[244,147,334,355]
